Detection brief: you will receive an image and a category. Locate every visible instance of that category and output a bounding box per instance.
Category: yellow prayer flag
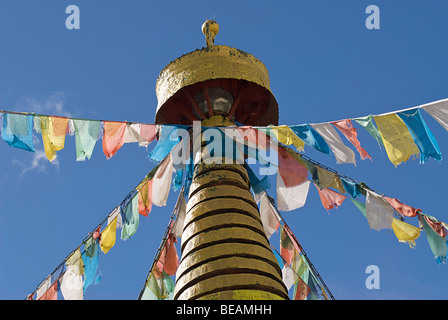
[374,114,419,167]
[40,116,68,162]
[270,125,305,151]
[100,216,118,254]
[66,248,84,276]
[391,218,421,248]
[316,166,345,193]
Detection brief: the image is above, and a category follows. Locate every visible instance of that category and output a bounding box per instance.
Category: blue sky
[1,0,447,300]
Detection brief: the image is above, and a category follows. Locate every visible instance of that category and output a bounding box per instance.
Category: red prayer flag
[138,178,153,217]
[315,184,347,210]
[332,119,371,160]
[38,282,58,300]
[294,277,311,300]
[140,124,157,145]
[102,121,127,159]
[276,145,308,187]
[384,197,420,218]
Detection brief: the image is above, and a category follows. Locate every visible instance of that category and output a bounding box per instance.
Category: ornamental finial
[202,20,219,47]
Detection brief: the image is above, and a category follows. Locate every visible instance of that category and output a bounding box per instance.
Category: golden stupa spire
[154,20,278,126]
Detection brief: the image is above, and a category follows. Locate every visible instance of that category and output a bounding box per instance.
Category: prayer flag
[40,116,68,162]
[282,263,298,291]
[315,166,345,193]
[38,281,58,300]
[1,113,35,152]
[138,178,153,217]
[276,145,308,188]
[314,184,347,211]
[421,99,448,133]
[421,215,447,264]
[152,155,173,207]
[73,119,100,161]
[391,218,421,248]
[280,225,295,265]
[259,192,281,238]
[384,197,420,218]
[36,275,52,300]
[121,194,140,241]
[289,124,331,155]
[350,198,366,218]
[341,177,361,198]
[102,121,126,159]
[365,190,394,231]
[270,125,305,151]
[331,119,372,160]
[100,215,118,254]
[397,108,442,163]
[172,192,187,238]
[374,113,420,167]
[353,114,384,147]
[311,123,356,165]
[157,233,179,276]
[277,173,310,212]
[60,268,83,300]
[81,240,102,294]
[139,124,157,146]
[66,248,84,276]
[141,268,174,300]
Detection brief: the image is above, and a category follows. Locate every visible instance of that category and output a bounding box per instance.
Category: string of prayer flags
[310,122,356,165]
[331,119,372,160]
[73,119,100,161]
[391,218,421,248]
[396,108,442,164]
[102,121,126,159]
[374,113,420,167]
[1,113,35,152]
[40,116,69,162]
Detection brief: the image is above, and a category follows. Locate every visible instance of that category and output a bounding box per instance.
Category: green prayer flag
[73,119,100,161]
[353,115,384,147]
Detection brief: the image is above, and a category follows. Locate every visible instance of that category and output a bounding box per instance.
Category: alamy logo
[66,5,80,30]
[365,265,380,289]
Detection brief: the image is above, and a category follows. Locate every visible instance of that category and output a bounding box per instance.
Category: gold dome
[154,20,279,126]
